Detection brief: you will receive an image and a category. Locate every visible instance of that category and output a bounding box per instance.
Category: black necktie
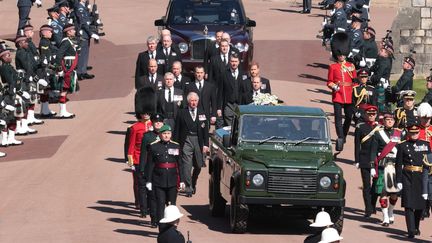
[168,89,172,102]
[223,55,226,65]
[176,77,180,84]
[165,48,168,56]
[150,75,154,83]
[150,53,153,59]
[198,81,202,91]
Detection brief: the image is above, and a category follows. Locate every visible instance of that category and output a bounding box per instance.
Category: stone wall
[391,0,432,77]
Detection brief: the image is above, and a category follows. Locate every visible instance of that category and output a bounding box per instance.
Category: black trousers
[303,0,311,11]
[17,6,31,33]
[132,170,140,205]
[333,102,354,139]
[154,186,178,221]
[405,208,423,234]
[360,168,373,213]
[137,172,156,220]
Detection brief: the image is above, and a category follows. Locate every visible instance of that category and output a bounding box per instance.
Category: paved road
[1,0,431,242]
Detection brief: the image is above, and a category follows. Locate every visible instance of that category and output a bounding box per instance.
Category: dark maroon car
[155,0,256,74]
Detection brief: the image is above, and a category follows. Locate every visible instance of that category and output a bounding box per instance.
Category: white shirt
[195,80,204,90]
[148,51,156,59]
[164,47,171,56]
[164,87,174,102]
[231,69,238,79]
[189,108,196,121]
[253,89,261,98]
[221,53,228,64]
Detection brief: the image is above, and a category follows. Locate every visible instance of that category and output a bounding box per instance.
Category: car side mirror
[154,19,165,26]
[223,134,232,148]
[246,19,256,27]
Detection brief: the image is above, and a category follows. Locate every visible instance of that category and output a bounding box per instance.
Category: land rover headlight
[320,176,331,189]
[178,42,188,54]
[252,173,264,186]
[235,42,249,52]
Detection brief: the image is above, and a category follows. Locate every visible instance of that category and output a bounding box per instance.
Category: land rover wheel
[209,171,225,217]
[329,206,344,233]
[230,186,249,233]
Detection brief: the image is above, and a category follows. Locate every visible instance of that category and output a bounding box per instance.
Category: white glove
[355,112,361,118]
[35,0,42,6]
[332,85,340,92]
[370,168,376,177]
[355,163,359,169]
[5,105,15,112]
[87,4,92,10]
[359,60,366,67]
[397,183,403,190]
[91,34,100,40]
[29,76,33,82]
[380,78,389,89]
[179,182,186,191]
[146,182,152,191]
[38,79,48,87]
[131,165,135,171]
[22,91,30,100]
[0,120,6,126]
[423,194,428,200]
[58,71,64,77]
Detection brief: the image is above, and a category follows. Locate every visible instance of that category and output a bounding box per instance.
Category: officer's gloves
[359,59,366,67]
[58,71,64,77]
[380,78,389,89]
[35,0,42,7]
[5,105,16,112]
[179,182,185,191]
[91,34,100,40]
[332,84,340,92]
[21,91,31,100]
[146,182,152,191]
[370,168,377,177]
[0,120,6,126]
[355,163,359,169]
[397,183,403,191]
[422,194,428,200]
[355,112,361,118]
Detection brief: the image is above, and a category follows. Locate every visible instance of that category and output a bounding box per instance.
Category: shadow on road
[114,229,158,238]
[334,157,354,166]
[310,99,333,106]
[361,224,416,241]
[307,63,329,69]
[123,120,136,125]
[107,130,127,135]
[298,74,327,82]
[96,200,135,209]
[106,157,125,163]
[88,206,138,217]
[182,204,313,235]
[387,234,431,243]
[108,217,148,227]
[269,8,302,14]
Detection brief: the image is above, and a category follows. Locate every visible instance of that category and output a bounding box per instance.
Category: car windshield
[240,115,329,143]
[168,0,245,25]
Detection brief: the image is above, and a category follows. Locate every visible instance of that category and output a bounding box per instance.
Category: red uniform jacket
[419,125,432,149]
[127,120,153,165]
[327,61,357,104]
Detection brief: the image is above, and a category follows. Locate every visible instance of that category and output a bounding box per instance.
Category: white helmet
[417,102,432,118]
[319,228,343,243]
[159,205,184,223]
[310,210,333,227]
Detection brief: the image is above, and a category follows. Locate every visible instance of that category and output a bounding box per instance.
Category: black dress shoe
[299,10,311,14]
[408,232,415,238]
[192,187,196,195]
[415,229,420,235]
[185,192,192,198]
[140,212,147,218]
[150,221,158,228]
[381,222,389,227]
[86,66,93,70]
[364,212,371,218]
[82,73,95,79]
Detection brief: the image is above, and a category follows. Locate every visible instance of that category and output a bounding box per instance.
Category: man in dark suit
[171,61,191,91]
[136,59,164,90]
[247,61,271,94]
[185,66,217,125]
[157,35,182,76]
[203,30,224,72]
[135,36,159,87]
[207,39,230,88]
[241,76,269,105]
[157,72,184,129]
[174,92,209,197]
[217,54,245,126]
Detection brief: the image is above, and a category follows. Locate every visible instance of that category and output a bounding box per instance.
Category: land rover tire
[230,185,249,233]
[209,170,225,217]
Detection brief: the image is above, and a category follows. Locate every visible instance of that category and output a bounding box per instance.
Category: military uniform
[75,1,96,79]
[157,224,185,243]
[391,69,414,106]
[145,138,183,222]
[348,26,364,64]
[354,112,379,215]
[352,82,377,121]
[396,132,430,237]
[17,0,34,33]
[50,19,64,48]
[394,107,418,129]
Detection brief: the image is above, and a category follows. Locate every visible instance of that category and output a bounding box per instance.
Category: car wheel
[230,186,248,233]
[209,171,225,217]
[328,206,344,233]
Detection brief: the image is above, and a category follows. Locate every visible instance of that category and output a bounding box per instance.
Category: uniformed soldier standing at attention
[145,125,184,225]
[396,124,430,238]
[354,105,379,217]
[394,91,418,129]
[322,0,348,43]
[158,205,185,243]
[390,57,415,106]
[420,75,432,106]
[140,113,164,226]
[55,23,78,119]
[352,69,377,122]
[48,5,63,48]
[17,0,42,34]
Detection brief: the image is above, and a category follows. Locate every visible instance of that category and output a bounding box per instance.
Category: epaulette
[150,140,160,145]
[170,140,179,145]
[367,85,375,88]
[356,122,365,128]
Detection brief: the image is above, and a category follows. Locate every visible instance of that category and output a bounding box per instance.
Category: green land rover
[208,105,346,233]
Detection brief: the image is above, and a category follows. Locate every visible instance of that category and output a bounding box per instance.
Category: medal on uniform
[168,148,179,155]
